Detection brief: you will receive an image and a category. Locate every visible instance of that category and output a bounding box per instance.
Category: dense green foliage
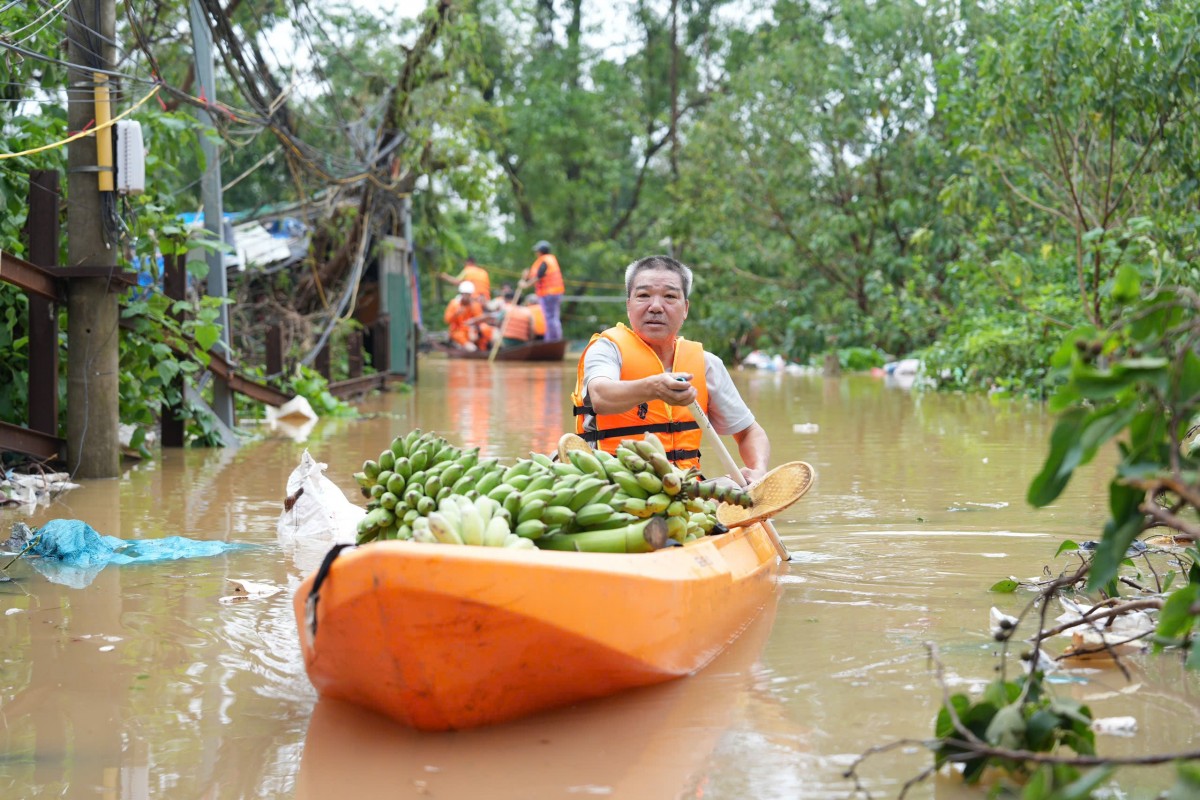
[5,0,1198,438]
[1029,282,1200,588]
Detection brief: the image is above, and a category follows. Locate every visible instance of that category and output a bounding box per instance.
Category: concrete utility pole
[65,0,120,478]
[188,0,236,430]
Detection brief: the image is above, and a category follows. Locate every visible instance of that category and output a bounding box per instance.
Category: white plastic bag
[277,450,364,573]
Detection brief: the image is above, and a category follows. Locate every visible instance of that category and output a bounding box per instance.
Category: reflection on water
[1,360,1197,798]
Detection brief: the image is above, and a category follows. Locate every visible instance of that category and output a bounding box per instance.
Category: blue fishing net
[4,519,255,588]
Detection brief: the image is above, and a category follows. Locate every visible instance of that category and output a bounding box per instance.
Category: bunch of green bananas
[531,436,754,553]
[353,429,506,544]
[412,494,536,549]
[350,429,755,554]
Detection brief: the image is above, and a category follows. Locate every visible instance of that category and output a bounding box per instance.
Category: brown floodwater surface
[1,357,1196,799]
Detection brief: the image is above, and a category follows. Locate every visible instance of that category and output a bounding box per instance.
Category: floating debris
[1,471,80,508]
[1091,716,1138,737]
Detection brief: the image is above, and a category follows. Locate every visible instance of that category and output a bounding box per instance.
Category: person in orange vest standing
[519,240,564,342]
[569,255,768,479]
[439,255,491,304]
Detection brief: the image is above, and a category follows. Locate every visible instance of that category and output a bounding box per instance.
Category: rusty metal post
[266,325,283,377]
[315,342,331,381]
[161,254,187,447]
[371,317,390,379]
[348,331,363,379]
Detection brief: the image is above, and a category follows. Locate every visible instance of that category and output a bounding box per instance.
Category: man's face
[627,267,688,344]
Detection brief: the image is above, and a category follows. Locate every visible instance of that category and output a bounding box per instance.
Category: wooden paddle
[683,397,792,562]
[488,287,524,363]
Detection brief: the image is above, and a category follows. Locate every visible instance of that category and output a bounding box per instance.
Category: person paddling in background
[525,294,546,340]
[570,255,769,482]
[439,255,491,304]
[444,281,493,352]
[498,287,535,347]
[518,240,564,342]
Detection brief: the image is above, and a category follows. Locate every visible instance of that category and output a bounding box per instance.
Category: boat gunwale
[306,523,776,583]
[442,338,568,361]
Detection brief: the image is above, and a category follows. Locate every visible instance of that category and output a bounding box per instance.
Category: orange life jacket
[528,302,546,336]
[460,264,490,299]
[526,253,564,296]
[500,303,532,341]
[571,323,707,469]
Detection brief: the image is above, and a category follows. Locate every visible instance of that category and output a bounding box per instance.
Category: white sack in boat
[277,450,363,573]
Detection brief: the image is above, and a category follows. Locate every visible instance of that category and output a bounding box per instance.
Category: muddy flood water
[2,356,1198,799]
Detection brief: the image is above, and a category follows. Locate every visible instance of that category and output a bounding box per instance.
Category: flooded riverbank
[2,358,1196,798]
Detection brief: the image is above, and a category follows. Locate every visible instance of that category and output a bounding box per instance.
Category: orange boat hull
[293,523,781,731]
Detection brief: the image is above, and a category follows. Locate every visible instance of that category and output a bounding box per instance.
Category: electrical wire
[6,0,73,47]
[222,145,281,192]
[0,83,161,159]
[299,192,374,370]
[0,37,150,83]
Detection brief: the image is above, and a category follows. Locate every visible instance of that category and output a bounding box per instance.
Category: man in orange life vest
[525,294,546,339]
[519,240,564,342]
[570,255,769,480]
[499,287,535,347]
[444,281,493,352]
[439,255,491,304]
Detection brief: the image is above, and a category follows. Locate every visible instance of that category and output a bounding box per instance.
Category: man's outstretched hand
[654,372,697,407]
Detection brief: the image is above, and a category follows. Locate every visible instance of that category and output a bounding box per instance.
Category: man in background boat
[498,287,535,348]
[570,255,769,482]
[525,294,546,339]
[519,240,564,342]
[444,281,493,352]
[439,255,491,304]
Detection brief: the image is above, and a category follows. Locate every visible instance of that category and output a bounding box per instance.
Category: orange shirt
[444,296,484,331]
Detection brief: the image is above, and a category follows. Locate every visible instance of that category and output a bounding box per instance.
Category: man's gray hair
[624,255,694,299]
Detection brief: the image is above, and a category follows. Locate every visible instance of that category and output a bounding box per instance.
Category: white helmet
[458,281,476,294]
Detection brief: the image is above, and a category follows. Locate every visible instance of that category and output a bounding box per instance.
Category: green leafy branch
[1028,285,1200,590]
[845,633,1200,799]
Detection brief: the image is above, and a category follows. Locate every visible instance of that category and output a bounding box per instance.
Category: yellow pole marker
[94,73,114,191]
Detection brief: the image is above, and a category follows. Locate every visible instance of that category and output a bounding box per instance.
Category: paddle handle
[487,288,523,364]
[684,398,791,562]
[687,401,747,488]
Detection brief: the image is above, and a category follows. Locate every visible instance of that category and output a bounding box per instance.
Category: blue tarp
[5,519,255,588]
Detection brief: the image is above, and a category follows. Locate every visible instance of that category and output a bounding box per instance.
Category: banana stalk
[535,517,669,554]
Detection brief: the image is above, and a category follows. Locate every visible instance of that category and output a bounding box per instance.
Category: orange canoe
[293,523,782,731]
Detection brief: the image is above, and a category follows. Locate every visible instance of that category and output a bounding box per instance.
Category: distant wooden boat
[293,523,782,731]
[444,338,568,362]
